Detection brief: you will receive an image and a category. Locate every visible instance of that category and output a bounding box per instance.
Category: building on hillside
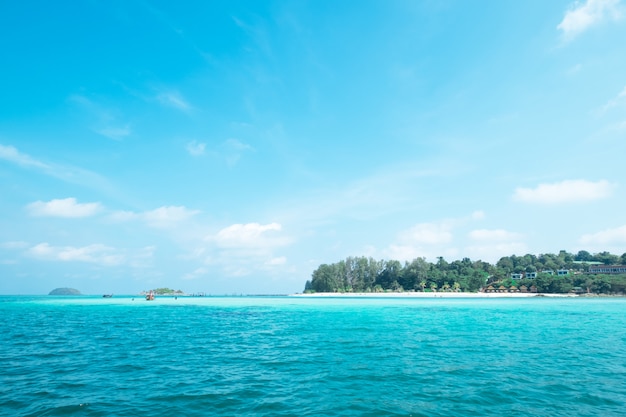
[511,273,523,280]
[557,269,569,276]
[542,270,554,275]
[588,265,626,274]
[526,272,537,279]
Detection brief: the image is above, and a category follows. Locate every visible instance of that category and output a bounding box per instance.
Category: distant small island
[49,287,82,295]
[141,287,185,296]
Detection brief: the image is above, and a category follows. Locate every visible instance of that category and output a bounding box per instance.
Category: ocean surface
[1,296,626,417]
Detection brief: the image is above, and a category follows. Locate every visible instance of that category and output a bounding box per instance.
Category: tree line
[303,250,626,294]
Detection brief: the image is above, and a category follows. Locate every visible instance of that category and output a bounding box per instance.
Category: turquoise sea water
[1,296,626,416]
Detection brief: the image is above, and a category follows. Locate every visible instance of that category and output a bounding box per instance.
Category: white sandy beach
[291,292,577,298]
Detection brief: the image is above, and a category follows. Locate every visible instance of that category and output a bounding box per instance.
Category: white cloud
[27,243,125,266]
[469,229,522,242]
[465,242,529,264]
[579,224,626,245]
[397,221,454,245]
[212,222,288,248]
[379,220,458,262]
[143,206,200,227]
[557,0,623,39]
[26,198,102,218]
[513,179,615,204]
[110,206,200,228]
[186,140,206,156]
[193,223,292,277]
[383,244,459,263]
[0,144,49,169]
[465,229,527,263]
[157,91,192,111]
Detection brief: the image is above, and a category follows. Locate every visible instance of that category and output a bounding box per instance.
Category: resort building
[542,270,554,275]
[511,273,523,280]
[557,269,569,276]
[588,265,626,274]
[526,272,537,279]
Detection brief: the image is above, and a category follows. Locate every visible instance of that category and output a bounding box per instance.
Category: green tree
[594,251,619,265]
[575,250,593,262]
[376,260,403,289]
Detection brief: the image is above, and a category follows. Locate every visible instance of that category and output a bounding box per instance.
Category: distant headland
[48,287,82,295]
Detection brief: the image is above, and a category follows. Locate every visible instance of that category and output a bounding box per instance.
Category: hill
[48,287,82,295]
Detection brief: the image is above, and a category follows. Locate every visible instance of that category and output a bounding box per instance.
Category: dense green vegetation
[151,287,184,295]
[304,250,626,294]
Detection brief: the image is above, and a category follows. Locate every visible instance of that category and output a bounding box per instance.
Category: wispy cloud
[26,198,102,218]
[156,91,192,111]
[468,229,523,242]
[143,206,200,227]
[186,140,206,156]
[465,229,527,262]
[465,242,529,264]
[0,144,113,191]
[397,221,454,246]
[0,241,29,249]
[182,267,209,280]
[24,242,155,267]
[211,222,289,249]
[222,138,254,165]
[265,256,287,266]
[110,206,201,228]
[26,243,125,266]
[579,224,626,245]
[381,213,486,263]
[601,85,626,113]
[68,94,131,141]
[0,144,49,169]
[95,125,132,141]
[557,0,623,40]
[513,179,615,204]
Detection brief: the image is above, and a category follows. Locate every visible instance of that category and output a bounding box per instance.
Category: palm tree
[453,282,461,292]
[430,282,438,292]
[442,282,451,292]
[419,280,427,292]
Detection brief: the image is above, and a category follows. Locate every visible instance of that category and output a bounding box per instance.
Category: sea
[1,295,625,417]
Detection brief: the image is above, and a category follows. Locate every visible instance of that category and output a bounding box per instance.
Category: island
[140,287,185,296]
[304,250,626,295]
[48,287,82,295]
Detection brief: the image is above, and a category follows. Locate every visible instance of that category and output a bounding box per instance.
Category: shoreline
[290,292,578,298]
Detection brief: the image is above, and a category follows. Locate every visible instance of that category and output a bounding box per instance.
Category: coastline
[290,292,577,298]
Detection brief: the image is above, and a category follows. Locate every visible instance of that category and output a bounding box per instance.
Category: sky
[1,0,626,295]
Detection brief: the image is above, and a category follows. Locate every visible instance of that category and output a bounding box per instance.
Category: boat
[145,290,155,301]
[102,294,113,298]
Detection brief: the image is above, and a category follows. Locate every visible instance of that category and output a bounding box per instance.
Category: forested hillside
[304,250,626,294]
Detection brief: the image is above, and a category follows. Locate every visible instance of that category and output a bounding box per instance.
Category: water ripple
[1,297,626,416]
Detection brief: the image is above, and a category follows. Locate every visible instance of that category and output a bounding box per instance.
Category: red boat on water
[145,290,155,301]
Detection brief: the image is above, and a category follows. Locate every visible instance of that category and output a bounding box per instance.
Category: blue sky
[1,0,626,295]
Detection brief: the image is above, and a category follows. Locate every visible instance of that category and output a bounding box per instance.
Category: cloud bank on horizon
[1,0,625,294]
